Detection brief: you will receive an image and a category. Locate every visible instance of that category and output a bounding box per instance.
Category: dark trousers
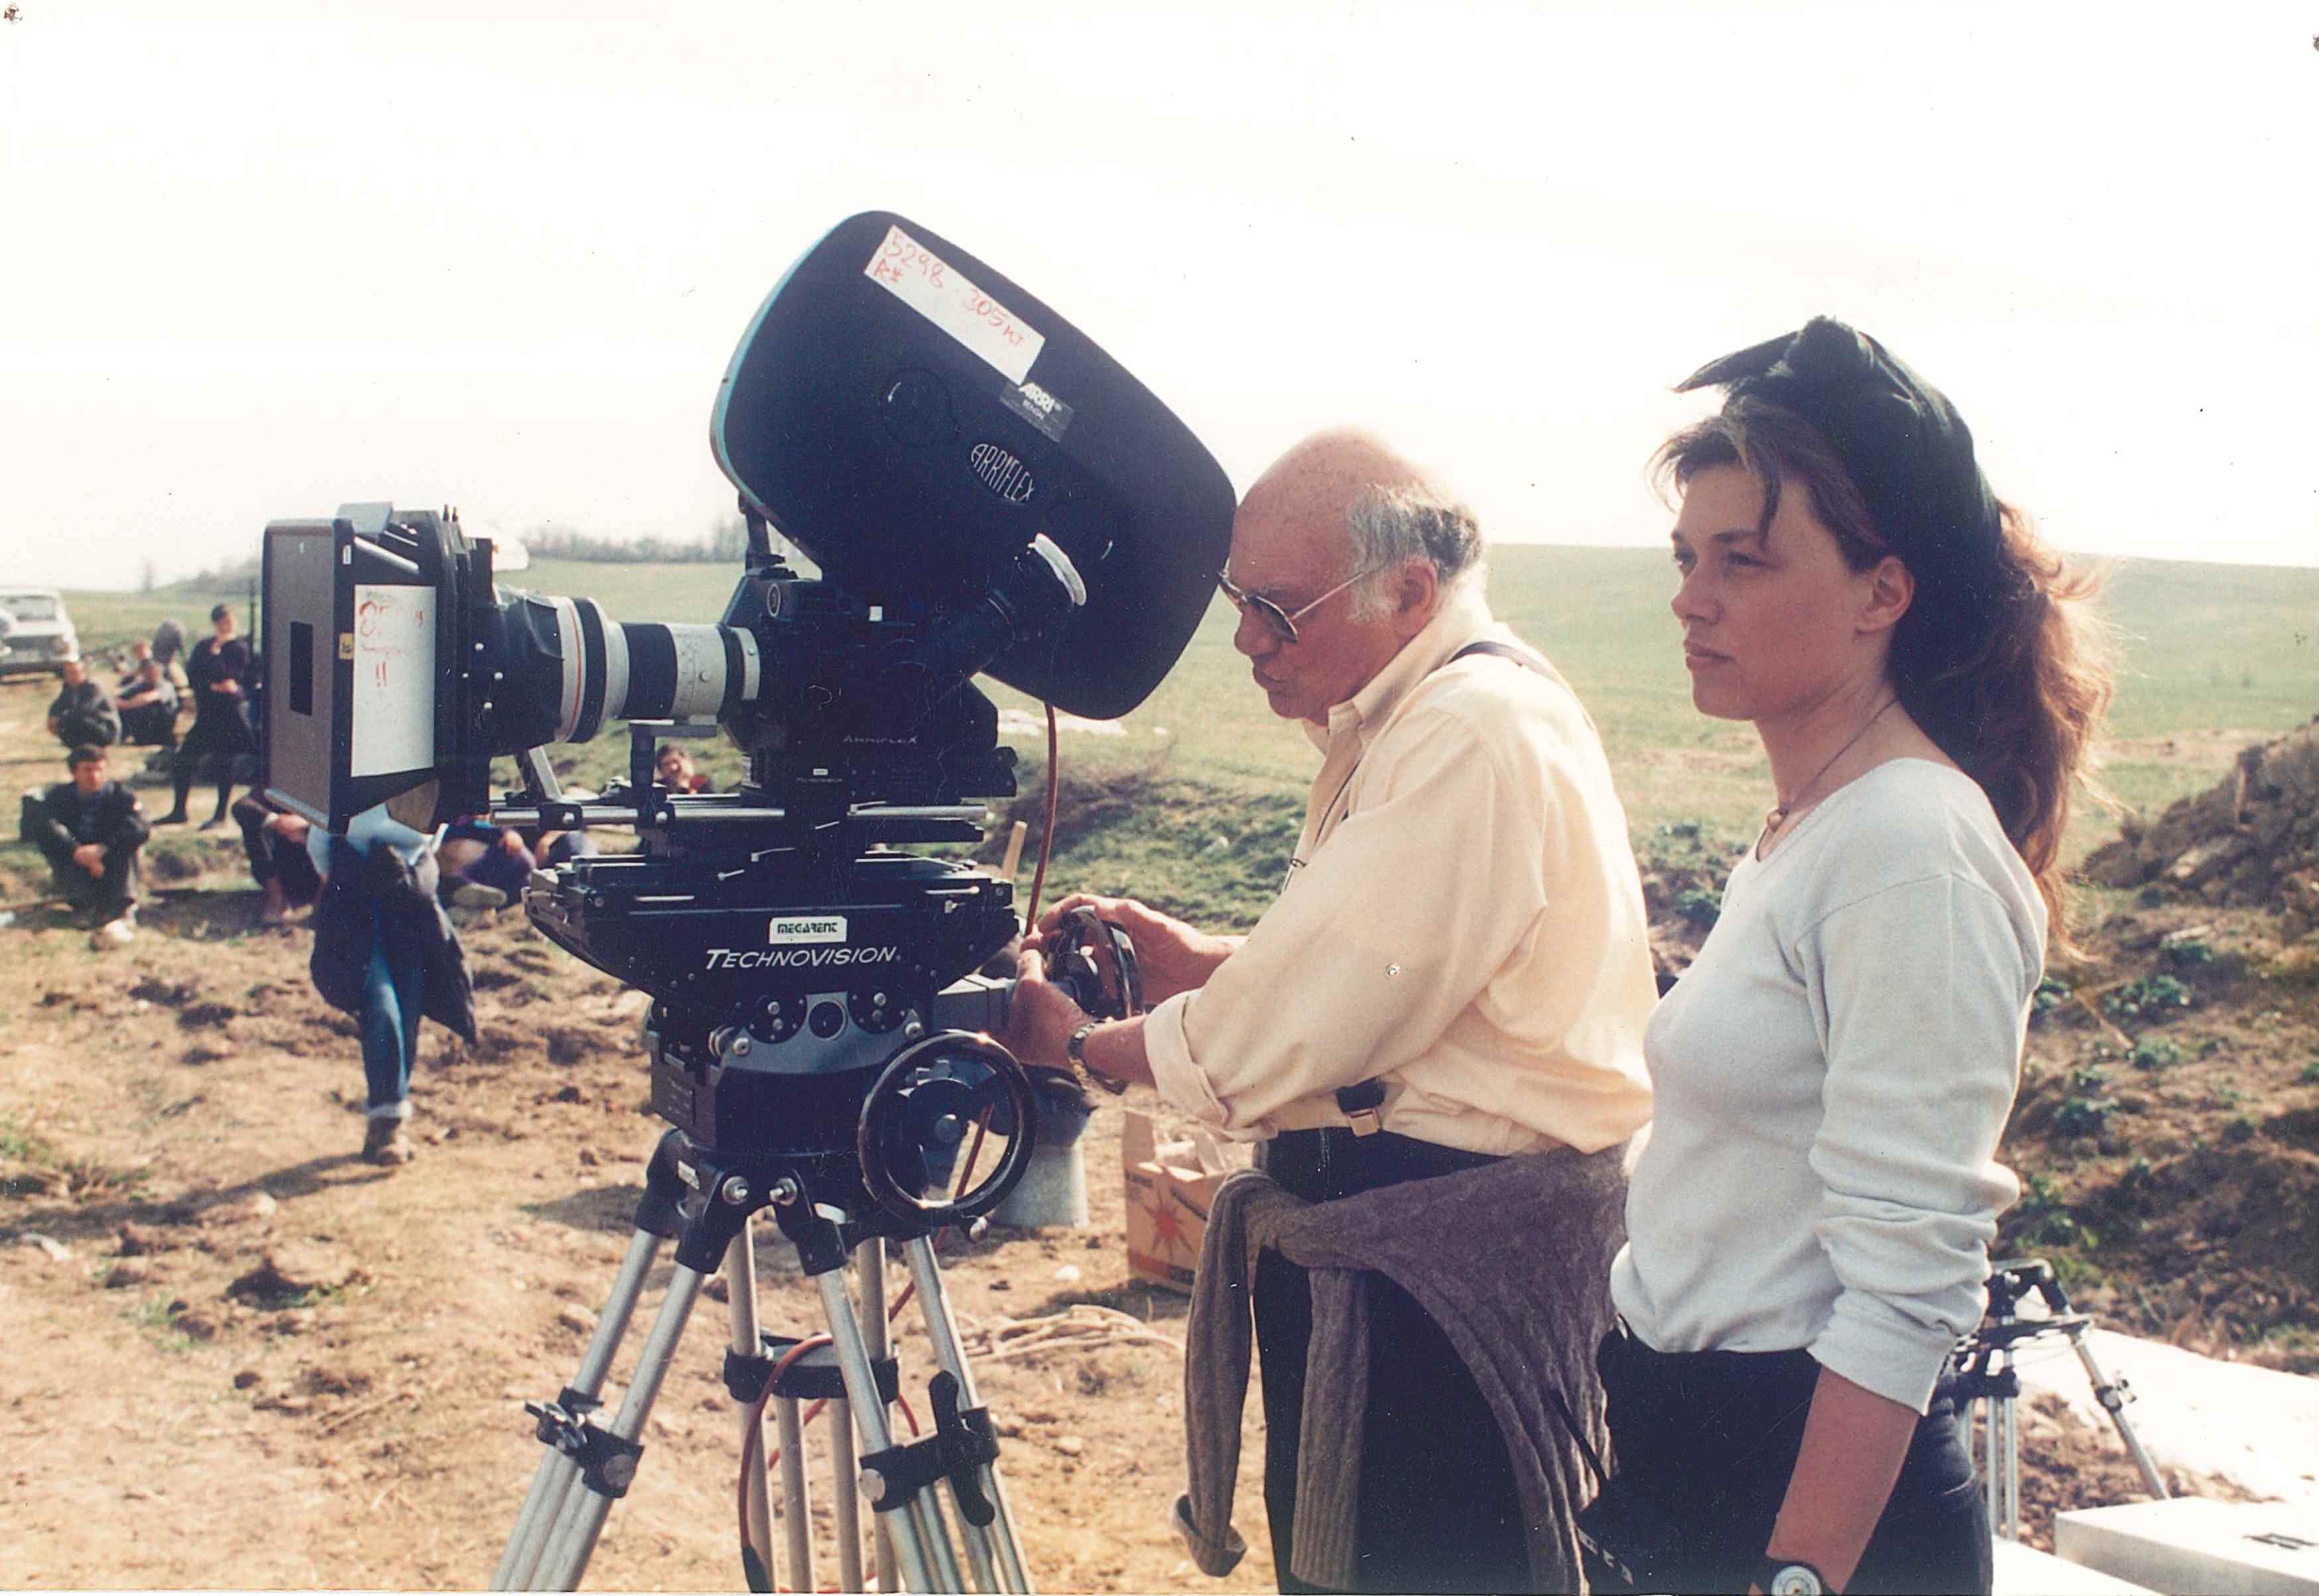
[1596,1325,1991,1595]
[54,711,117,749]
[120,703,178,749]
[37,837,138,923]
[1253,1129,1528,1595]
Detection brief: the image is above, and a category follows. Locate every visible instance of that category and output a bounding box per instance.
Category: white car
[0,587,82,678]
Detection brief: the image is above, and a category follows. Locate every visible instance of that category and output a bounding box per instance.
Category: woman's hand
[1028,893,1236,1005]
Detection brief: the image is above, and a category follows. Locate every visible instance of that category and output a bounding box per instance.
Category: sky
[3,1,2314,591]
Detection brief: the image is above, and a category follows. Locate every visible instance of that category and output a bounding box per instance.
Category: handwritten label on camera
[863,224,1044,387]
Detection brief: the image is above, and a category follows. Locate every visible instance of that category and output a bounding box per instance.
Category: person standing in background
[160,603,255,829]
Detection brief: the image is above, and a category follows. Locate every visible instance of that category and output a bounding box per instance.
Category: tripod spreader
[725,1335,901,1408]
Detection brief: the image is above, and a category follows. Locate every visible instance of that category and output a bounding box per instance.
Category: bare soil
[1,676,2306,1587]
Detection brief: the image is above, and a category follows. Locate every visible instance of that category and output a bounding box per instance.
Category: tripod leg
[723,1223,779,1592]
[816,1266,948,1592]
[774,1393,814,1592]
[1979,1392,2000,1537]
[828,1390,865,1593]
[535,1262,712,1591]
[497,1225,664,1590]
[2070,1327,2170,1499]
[855,1240,897,1591]
[903,1237,1034,1593]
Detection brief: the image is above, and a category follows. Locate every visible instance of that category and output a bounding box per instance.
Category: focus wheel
[856,1031,1039,1229]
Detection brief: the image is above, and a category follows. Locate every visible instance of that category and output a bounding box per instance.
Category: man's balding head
[1223,430,1482,723]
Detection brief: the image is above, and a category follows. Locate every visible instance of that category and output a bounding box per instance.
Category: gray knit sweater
[1172,1142,1629,1591]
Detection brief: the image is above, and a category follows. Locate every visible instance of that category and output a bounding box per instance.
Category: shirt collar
[1306,581,1499,755]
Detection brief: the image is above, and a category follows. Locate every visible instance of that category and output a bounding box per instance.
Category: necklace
[1764,697,1898,835]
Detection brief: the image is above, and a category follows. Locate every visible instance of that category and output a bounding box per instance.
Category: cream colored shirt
[1143,584,1657,1156]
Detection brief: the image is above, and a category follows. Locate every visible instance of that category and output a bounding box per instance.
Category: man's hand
[70,843,105,874]
[999,943,1092,1075]
[215,678,243,698]
[497,829,530,857]
[1028,894,1236,1005]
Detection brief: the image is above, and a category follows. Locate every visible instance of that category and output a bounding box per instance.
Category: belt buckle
[1344,1106,1383,1138]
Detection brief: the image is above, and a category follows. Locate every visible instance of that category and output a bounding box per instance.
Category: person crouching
[24,745,148,947]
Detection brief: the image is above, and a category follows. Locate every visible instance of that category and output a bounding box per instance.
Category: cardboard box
[1123,1111,1229,1294]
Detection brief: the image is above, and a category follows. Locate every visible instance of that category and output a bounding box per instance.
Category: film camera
[259,211,1232,1227]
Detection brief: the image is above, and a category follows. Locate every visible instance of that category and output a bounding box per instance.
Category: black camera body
[259,213,1231,1223]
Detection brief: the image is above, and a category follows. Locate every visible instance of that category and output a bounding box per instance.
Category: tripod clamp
[523,1390,647,1499]
[859,1370,1003,1527]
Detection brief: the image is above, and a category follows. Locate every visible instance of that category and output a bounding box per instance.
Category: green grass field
[59,548,2319,914]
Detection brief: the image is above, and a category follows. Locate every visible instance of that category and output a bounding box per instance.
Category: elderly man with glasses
[1004,428,1656,1593]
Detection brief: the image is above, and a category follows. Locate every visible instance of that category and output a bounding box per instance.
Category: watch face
[1767,1565,1824,1596]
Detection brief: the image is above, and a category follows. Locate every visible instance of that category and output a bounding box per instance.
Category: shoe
[156,810,188,826]
[198,814,229,832]
[450,882,509,910]
[90,916,134,950]
[361,1117,415,1166]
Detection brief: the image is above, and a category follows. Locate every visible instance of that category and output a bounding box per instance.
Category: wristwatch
[1753,1557,1831,1595]
[1065,1019,1127,1095]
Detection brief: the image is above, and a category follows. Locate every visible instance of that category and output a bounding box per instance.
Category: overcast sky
[3,1,2314,591]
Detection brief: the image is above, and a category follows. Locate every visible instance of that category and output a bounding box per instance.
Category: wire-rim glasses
[1216,565,1383,645]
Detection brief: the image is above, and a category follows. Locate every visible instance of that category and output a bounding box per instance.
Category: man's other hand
[1001,943,1092,1074]
[70,843,105,874]
[1029,894,1235,1005]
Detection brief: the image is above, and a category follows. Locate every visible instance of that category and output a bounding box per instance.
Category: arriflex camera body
[259,212,1232,1224]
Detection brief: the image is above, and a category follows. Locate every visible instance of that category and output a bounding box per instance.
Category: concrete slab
[2056,1498,2319,1595]
[1993,1534,2155,1593]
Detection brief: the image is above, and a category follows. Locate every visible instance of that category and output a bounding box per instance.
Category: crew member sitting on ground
[115,639,155,693]
[231,792,321,923]
[46,658,120,750]
[1002,429,1657,1594]
[116,656,182,751]
[26,745,149,947]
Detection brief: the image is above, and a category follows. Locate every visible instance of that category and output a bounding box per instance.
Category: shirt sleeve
[1145,700,1552,1134]
[1799,873,2036,1412]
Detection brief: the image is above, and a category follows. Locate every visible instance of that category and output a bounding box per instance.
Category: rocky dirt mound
[2086,717,2319,927]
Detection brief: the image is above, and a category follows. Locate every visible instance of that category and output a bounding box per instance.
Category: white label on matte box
[863,223,1044,385]
[770,915,848,945]
[348,583,434,777]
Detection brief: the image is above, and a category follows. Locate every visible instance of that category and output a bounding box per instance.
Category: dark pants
[120,703,178,749]
[37,835,138,923]
[54,712,116,749]
[1253,1129,1527,1595]
[1596,1325,1991,1595]
[232,797,321,907]
[171,708,249,819]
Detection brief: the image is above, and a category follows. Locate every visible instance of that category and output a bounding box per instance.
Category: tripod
[493,1129,1034,1593]
[1950,1258,2169,1542]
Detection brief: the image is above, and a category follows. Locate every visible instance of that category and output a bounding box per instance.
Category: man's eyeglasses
[1216,566,1383,646]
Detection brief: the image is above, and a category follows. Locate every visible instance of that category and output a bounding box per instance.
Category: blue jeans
[361,907,428,1115]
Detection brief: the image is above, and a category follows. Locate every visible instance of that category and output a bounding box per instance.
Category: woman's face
[1668,463,1893,723]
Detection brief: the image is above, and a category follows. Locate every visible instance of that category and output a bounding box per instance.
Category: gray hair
[1343,485,1485,619]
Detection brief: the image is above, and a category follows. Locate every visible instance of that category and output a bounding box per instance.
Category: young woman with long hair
[1595,318,2110,1595]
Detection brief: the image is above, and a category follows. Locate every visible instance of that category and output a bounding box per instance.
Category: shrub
[2105,974,2194,1022]
[2130,1037,2182,1071]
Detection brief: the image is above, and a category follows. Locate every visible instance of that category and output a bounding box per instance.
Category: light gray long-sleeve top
[1611,757,2045,1413]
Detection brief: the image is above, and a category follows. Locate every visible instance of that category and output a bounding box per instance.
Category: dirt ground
[0,675,2277,1590]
